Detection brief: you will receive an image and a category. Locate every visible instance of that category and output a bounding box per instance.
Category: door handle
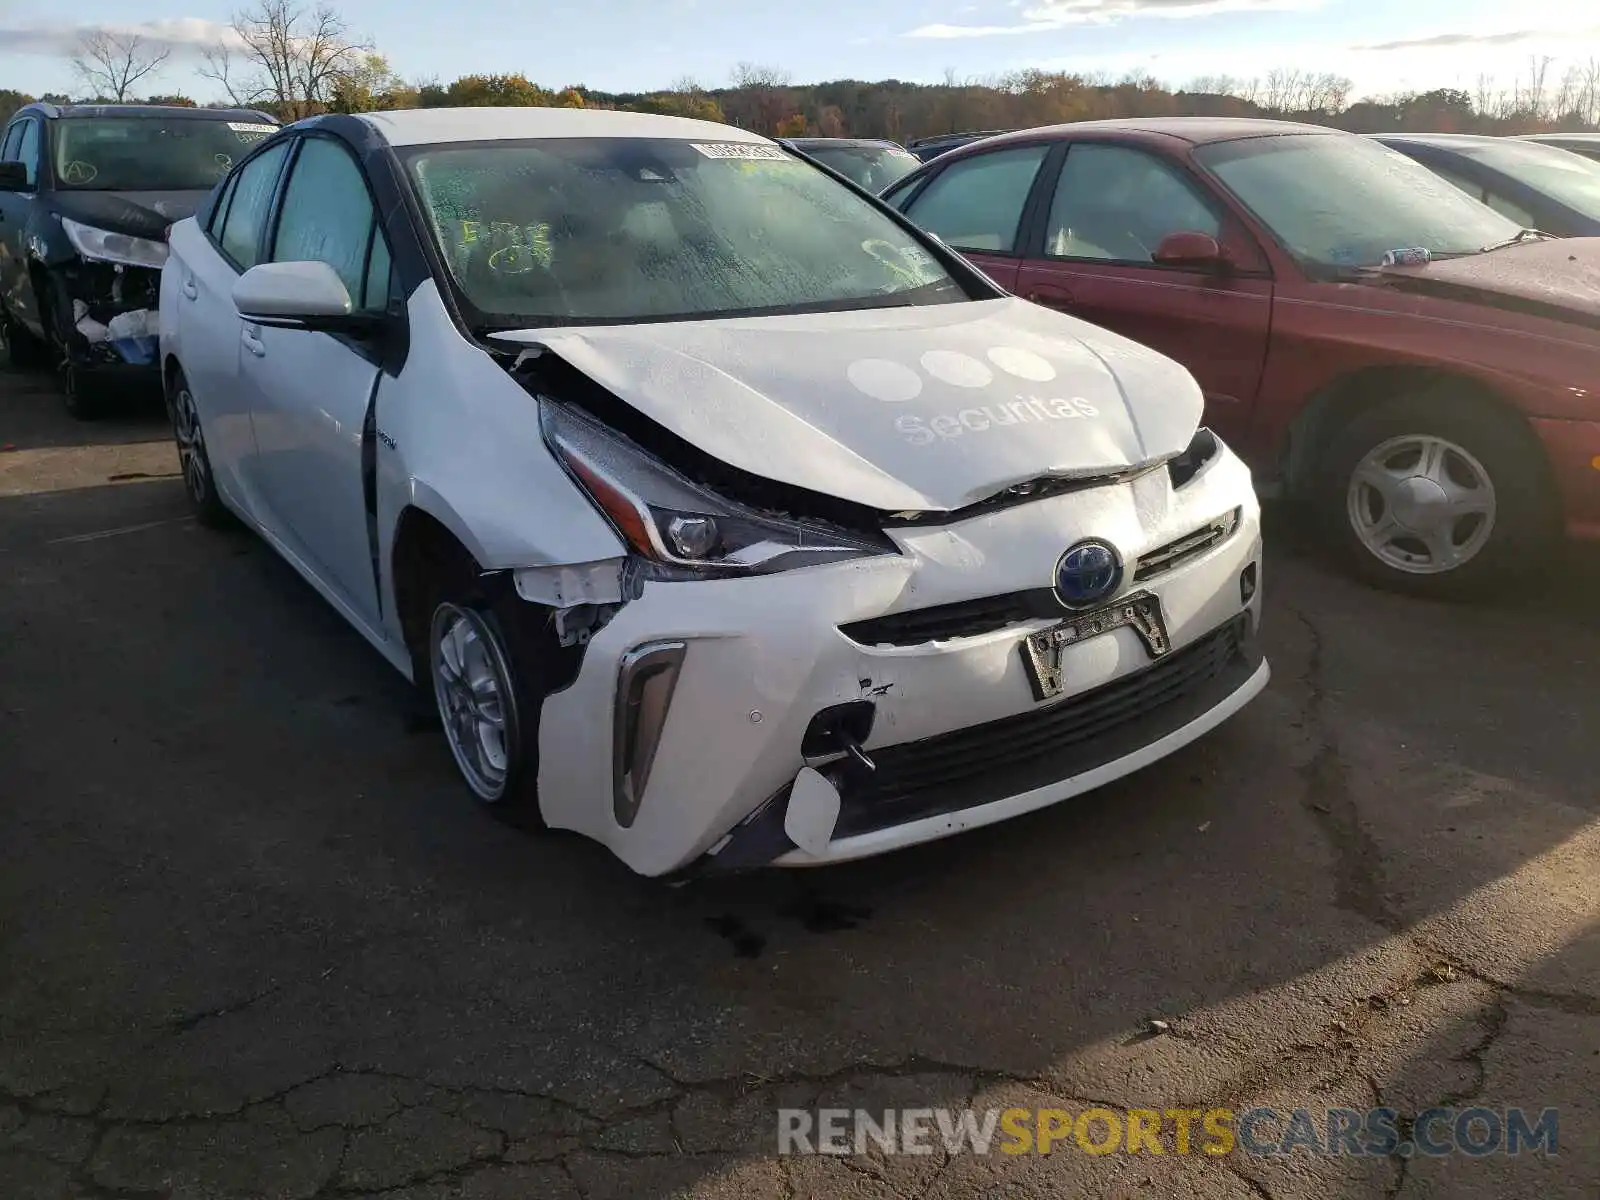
[241,328,265,357]
[1027,285,1075,306]
[182,278,197,300]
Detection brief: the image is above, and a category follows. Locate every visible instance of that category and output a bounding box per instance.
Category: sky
[2,0,1599,102]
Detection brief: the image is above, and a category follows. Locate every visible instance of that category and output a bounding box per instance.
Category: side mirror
[232,261,368,331]
[1151,230,1230,271]
[0,161,31,191]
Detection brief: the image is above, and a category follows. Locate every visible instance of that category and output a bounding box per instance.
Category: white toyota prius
[159,107,1269,878]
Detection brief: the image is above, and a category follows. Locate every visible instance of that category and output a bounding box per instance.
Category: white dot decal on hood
[920,349,992,388]
[986,345,1057,383]
[847,358,924,403]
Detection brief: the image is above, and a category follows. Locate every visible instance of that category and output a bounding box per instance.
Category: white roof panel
[357,106,770,148]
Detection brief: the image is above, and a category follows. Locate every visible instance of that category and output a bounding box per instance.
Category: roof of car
[22,102,277,123]
[1520,132,1600,143]
[354,106,770,148]
[973,116,1339,148]
[787,137,903,150]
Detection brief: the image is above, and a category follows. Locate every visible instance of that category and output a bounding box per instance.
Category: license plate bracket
[1019,591,1171,702]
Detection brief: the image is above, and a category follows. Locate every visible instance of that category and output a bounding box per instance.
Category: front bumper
[51,260,161,371]
[536,447,1267,877]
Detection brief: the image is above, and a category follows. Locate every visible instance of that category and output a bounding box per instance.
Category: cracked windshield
[1,1,1595,1198]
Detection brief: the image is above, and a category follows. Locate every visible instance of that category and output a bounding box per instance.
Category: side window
[901,145,1049,254]
[219,140,290,270]
[1482,189,1536,229]
[14,119,41,186]
[271,137,388,312]
[208,171,240,237]
[1045,143,1221,264]
[1428,165,1485,202]
[0,123,20,162]
[362,233,392,311]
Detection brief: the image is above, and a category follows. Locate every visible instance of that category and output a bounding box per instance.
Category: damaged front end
[58,258,161,368]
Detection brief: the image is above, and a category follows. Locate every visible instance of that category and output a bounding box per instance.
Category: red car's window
[1045,143,1221,263]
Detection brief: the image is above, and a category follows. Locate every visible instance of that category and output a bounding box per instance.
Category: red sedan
[884,117,1600,598]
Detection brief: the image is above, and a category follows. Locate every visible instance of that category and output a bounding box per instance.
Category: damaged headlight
[543,403,896,577]
[60,218,169,270]
[1167,427,1221,490]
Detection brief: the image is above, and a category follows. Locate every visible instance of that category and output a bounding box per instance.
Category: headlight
[60,217,169,269]
[542,403,896,577]
[1167,427,1221,489]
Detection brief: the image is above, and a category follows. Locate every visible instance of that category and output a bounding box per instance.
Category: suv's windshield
[1449,139,1600,218]
[801,144,920,192]
[1194,133,1522,269]
[53,117,277,191]
[403,137,963,326]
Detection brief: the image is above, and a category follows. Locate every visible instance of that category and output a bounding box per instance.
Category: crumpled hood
[1374,238,1600,324]
[491,297,1203,513]
[54,189,210,242]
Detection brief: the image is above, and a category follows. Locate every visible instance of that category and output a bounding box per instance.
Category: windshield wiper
[1478,228,1551,254]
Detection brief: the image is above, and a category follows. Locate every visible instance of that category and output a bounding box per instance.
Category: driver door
[1014,141,1273,446]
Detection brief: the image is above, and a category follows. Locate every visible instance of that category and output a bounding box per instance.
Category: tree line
[6,1,1600,141]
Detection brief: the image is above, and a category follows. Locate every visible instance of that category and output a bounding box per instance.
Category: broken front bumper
[535,447,1267,878]
[54,260,161,369]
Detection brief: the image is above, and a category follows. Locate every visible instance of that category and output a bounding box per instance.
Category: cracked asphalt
[2,366,1597,1200]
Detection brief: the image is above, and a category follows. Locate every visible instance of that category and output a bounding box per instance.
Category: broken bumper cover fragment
[535,446,1269,878]
[59,262,162,369]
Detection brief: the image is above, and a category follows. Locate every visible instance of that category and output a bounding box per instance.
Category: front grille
[839,590,1058,646]
[1133,510,1240,584]
[833,616,1256,839]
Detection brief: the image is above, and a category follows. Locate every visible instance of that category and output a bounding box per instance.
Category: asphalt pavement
[2,364,1596,1200]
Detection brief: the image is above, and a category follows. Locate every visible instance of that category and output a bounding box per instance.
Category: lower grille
[834,616,1256,839]
[839,590,1058,646]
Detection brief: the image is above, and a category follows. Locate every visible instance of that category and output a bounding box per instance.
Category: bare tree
[730,62,791,90]
[200,0,373,120]
[70,30,170,102]
[1516,53,1553,120]
[1580,57,1600,126]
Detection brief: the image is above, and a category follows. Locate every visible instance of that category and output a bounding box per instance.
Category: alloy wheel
[430,603,518,802]
[172,385,211,505]
[1346,433,1496,575]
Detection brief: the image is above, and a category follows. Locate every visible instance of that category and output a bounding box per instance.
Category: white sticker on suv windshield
[690,142,788,160]
[228,122,278,133]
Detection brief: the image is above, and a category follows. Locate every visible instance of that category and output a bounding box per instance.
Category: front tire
[1317,390,1559,599]
[425,583,548,830]
[166,368,232,528]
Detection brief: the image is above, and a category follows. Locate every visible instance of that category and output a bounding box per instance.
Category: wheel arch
[390,502,482,664]
[1280,364,1554,501]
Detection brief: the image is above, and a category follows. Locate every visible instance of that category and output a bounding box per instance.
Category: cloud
[1353,26,1600,52]
[908,0,1316,39]
[0,19,237,59]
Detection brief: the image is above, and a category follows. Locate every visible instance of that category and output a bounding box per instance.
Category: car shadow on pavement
[2,474,1596,1198]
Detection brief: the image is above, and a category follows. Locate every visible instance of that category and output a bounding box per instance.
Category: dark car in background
[0,102,278,416]
[1518,132,1600,163]
[783,137,920,192]
[1373,133,1600,236]
[884,117,1600,598]
[906,130,1014,162]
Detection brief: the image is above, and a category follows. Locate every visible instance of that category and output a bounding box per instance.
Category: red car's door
[894,141,1055,291]
[1014,141,1274,449]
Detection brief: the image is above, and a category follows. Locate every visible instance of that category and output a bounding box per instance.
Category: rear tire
[1315,389,1559,600]
[166,367,232,528]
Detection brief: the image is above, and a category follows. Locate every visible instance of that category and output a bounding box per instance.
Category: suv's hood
[1375,238,1600,324]
[54,189,211,242]
[491,298,1202,513]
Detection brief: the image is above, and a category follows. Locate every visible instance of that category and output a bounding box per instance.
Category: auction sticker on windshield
[691,143,788,160]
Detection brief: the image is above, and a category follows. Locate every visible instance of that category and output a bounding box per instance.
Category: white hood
[491,297,1203,513]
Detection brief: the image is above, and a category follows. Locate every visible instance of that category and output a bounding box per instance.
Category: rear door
[173,136,293,508]
[891,142,1054,291]
[237,132,392,626]
[1014,140,1274,447]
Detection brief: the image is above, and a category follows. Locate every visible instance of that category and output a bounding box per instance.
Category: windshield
[53,117,277,191]
[1194,133,1522,269]
[803,144,920,193]
[403,137,962,326]
[1449,139,1600,219]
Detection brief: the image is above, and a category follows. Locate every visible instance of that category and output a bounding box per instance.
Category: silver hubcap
[1347,434,1496,575]
[430,604,516,802]
[172,387,209,504]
